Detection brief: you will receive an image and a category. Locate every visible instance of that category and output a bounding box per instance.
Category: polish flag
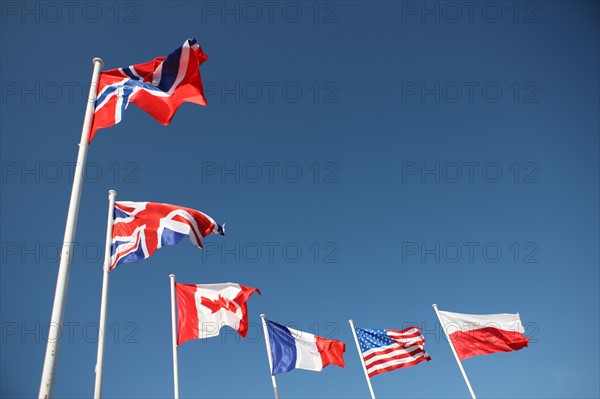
[264,318,345,375]
[175,282,260,345]
[437,310,529,360]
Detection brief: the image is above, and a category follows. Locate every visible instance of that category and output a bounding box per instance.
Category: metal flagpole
[432,304,477,399]
[259,314,279,399]
[39,57,104,399]
[93,190,117,398]
[348,320,376,399]
[169,274,180,399]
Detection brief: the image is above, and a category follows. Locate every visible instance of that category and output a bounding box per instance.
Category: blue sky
[1,1,598,398]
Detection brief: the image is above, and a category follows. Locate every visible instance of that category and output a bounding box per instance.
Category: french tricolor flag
[263,318,345,375]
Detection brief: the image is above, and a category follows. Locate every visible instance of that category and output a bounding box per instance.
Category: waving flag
[437,310,529,360]
[175,283,260,345]
[264,319,345,375]
[90,38,208,142]
[110,201,223,269]
[355,327,430,378]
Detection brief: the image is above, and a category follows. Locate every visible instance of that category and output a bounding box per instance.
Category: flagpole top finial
[93,57,104,68]
[108,189,117,196]
[432,304,438,308]
[260,314,266,319]
[169,274,176,279]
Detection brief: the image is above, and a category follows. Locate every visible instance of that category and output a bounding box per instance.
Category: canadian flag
[437,310,529,360]
[175,282,260,345]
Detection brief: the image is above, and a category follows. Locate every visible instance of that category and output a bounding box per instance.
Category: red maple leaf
[200,295,238,314]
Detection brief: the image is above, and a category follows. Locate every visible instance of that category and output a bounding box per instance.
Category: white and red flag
[437,310,529,360]
[175,283,260,345]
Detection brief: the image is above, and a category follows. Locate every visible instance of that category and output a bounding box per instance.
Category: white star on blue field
[1,2,598,398]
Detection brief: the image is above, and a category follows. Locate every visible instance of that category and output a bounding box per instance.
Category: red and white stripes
[356,327,431,378]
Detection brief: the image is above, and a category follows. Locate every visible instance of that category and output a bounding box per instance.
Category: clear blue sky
[1,1,598,398]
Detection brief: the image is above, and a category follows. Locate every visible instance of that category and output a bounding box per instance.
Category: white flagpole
[348,320,376,399]
[432,304,476,399]
[259,314,279,399]
[39,57,104,399]
[93,189,117,398]
[169,274,180,399]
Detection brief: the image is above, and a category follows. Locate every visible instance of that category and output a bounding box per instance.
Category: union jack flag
[355,326,431,378]
[90,38,208,142]
[110,201,224,269]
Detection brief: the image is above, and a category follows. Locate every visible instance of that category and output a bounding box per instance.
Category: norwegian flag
[90,38,208,142]
[110,201,224,270]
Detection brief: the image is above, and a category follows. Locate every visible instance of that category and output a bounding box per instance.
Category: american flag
[90,38,208,142]
[110,201,224,269]
[355,327,430,378]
